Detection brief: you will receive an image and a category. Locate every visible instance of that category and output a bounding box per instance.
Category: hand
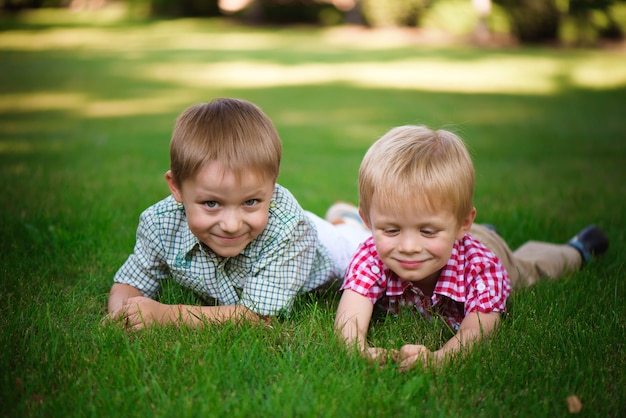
[396,344,433,372]
[110,296,172,331]
[362,346,398,365]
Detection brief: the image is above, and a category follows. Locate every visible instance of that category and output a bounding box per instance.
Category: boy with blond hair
[333,125,608,370]
[108,98,368,330]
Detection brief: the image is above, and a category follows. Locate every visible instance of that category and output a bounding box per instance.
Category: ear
[358,207,372,231]
[456,206,476,240]
[165,170,183,203]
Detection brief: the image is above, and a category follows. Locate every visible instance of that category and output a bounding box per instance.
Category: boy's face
[362,197,475,295]
[166,162,275,258]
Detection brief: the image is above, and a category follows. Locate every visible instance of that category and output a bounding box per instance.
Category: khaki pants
[469,224,582,290]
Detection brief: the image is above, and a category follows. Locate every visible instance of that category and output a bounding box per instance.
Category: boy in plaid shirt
[333,125,608,370]
[107,98,368,330]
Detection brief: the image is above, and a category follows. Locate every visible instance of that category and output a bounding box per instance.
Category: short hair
[358,125,474,224]
[169,98,282,185]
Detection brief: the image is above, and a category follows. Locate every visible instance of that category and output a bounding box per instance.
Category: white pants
[306,211,371,278]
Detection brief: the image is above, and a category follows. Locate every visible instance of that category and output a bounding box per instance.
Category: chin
[214,247,246,258]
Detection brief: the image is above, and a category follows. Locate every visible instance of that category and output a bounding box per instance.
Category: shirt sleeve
[341,239,386,305]
[464,260,509,316]
[113,208,168,299]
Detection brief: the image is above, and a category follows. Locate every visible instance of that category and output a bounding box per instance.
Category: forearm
[335,316,367,351]
[433,328,482,362]
[108,283,261,329]
[175,304,259,327]
[334,290,374,352]
[434,312,501,363]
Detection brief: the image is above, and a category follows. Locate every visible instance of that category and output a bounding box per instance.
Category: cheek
[185,209,212,233]
[248,210,270,233]
[372,234,393,256]
[186,220,204,237]
[428,237,454,258]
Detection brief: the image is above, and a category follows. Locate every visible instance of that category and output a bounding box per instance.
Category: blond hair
[359,125,474,224]
[169,98,282,185]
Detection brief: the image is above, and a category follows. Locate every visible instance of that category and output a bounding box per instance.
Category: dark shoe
[567,225,609,264]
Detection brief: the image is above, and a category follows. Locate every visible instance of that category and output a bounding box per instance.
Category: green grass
[1,7,625,417]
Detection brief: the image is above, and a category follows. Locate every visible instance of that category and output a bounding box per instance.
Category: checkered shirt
[341,234,511,330]
[113,184,337,316]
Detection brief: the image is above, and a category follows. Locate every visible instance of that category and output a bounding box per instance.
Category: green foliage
[360,0,427,27]
[244,0,341,24]
[149,0,221,17]
[569,0,616,14]
[494,0,561,42]
[420,0,510,36]
[495,0,626,44]
[1,10,625,417]
[421,0,477,35]
[566,0,624,44]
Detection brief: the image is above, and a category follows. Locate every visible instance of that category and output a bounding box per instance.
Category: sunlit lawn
[1,7,625,417]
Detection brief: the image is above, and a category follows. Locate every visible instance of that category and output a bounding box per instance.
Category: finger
[399,354,424,373]
[124,309,148,331]
[399,344,421,358]
[400,344,430,360]
[398,356,417,373]
[363,348,379,362]
[128,320,143,332]
[365,347,388,364]
[373,349,388,365]
[109,307,124,320]
[122,304,139,319]
[103,309,128,327]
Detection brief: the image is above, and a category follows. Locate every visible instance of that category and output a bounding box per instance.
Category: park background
[1,0,625,416]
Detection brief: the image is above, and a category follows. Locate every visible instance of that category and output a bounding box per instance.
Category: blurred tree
[1,0,43,11]
[494,0,560,42]
[568,0,623,41]
[149,0,221,17]
[360,0,428,27]
[242,0,342,24]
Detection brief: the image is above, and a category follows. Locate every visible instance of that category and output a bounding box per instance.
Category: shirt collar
[384,268,412,296]
[181,226,201,255]
[433,241,465,303]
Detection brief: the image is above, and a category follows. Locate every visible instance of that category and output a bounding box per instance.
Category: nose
[397,232,423,254]
[219,208,242,234]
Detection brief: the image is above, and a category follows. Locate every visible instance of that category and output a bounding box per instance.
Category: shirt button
[370,265,380,274]
[476,282,486,292]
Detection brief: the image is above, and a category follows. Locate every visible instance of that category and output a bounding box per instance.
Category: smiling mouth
[397,259,426,268]
[215,233,246,243]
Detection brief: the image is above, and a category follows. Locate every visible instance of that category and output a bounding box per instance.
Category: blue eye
[204,201,219,208]
[244,199,258,206]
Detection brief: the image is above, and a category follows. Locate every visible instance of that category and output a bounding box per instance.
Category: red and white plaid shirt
[341,234,511,330]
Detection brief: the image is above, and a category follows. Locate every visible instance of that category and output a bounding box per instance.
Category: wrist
[169,303,184,325]
[431,349,445,365]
